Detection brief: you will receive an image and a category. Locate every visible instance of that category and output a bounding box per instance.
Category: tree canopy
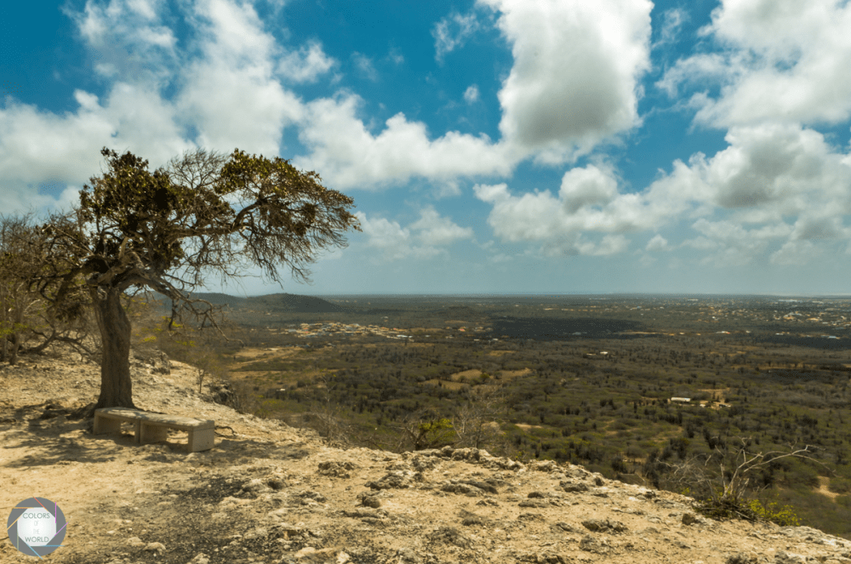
[39,147,360,409]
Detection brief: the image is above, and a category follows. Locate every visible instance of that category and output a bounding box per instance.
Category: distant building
[670,397,691,404]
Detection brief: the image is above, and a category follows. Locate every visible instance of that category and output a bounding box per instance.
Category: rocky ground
[2,347,851,564]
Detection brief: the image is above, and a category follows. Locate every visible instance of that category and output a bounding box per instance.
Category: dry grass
[450,369,482,381]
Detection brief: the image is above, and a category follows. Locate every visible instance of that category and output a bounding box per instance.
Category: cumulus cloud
[474,124,851,263]
[0,0,320,212]
[0,95,114,186]
[771,239,822,265]
[410,206,474,246]
[356,212,413,261]
[655,53,730,98]
[277,41,336,83]
[559,165,620,213]
[432,10,481,63]
[356,208,473,260]
[479,0,653,162]
[472,165,641,256]
[291,0,654,183]
[68,0,177,81]
[4,0,664,209]
[177,0,303,155]
[662,0,851,127]
[294,94,511,190]
[646,234,669,252]
[296,0,656,187]
[685,219,792,266]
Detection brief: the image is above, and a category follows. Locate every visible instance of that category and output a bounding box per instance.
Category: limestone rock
[581,518,628,533]
[144,542,166,553]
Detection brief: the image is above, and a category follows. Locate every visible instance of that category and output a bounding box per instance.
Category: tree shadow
[1,401,316,468]
[1,405,127,467]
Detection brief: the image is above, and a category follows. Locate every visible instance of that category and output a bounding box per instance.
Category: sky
[2,0,851,296]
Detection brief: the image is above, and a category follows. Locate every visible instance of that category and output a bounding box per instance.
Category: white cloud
[0,0,312,211]
[69,0,177,82]
[463,85,480,104]
[388,49,405,65]
[654,8,687,48]
[473,164,669,244]
[575,234,629,257]
[432,10,481,63]
[559,165,619,213]
[277,41,336,83]
[356,208,472,261]
[479,0,653,162]
[295,0,656,187]
[474,124,851,263]
[356,212,412,261]
[0,79,196,214]
[410,206,474,246]
[436,179,462,199]
[655,53,729,97]
[646,234,669,251]
[0,97,114,186]
[687,218,792,266]
[771,239,822,265]
[662,0,851,127]
[177,0,303,155]
[352,52,378,81]
[294,94,511,190]
[696,124,851,214]
[472,165,640,256]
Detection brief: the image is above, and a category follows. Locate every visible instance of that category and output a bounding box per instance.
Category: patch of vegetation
[694,492,800,526]
[131,293,851,538]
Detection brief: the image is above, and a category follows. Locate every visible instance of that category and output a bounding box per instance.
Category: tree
[659,438,824,525]
[0,215,94,364]
[453,384,506,450]
[38,147,360,409]
[401,413,457,451]
[0,216,44,364]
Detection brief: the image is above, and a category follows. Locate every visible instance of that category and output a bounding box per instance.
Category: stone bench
[93,407,215,452]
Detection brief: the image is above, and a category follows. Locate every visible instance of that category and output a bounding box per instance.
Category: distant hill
[189,293,247,306]
[239,293,347,314]
[150,292,347,315]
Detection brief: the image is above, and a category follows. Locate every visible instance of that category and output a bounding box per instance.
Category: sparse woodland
[136,294,851,539]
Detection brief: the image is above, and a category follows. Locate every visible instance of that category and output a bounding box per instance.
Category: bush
[695,491,799,526]
[747,499,799,526]
[829,477,851,494]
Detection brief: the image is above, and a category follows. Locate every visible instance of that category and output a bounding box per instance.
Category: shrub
[747,499,800,526]
[694,491,799,526]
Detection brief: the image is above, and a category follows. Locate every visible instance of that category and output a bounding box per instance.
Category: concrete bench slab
[94,407,215,452]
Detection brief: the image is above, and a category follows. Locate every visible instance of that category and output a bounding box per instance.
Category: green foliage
[186,294,851,539]
[695,491,799,526]
[829,477,851,494]
[748,499,800,526]
[409,417,456,450]
[401,412,457,451]
[63,146,361,303]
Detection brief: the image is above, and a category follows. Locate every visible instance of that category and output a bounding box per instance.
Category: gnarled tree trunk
[91,287,135,409]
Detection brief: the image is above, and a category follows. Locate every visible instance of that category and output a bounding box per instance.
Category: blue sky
[2,0,851,296]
